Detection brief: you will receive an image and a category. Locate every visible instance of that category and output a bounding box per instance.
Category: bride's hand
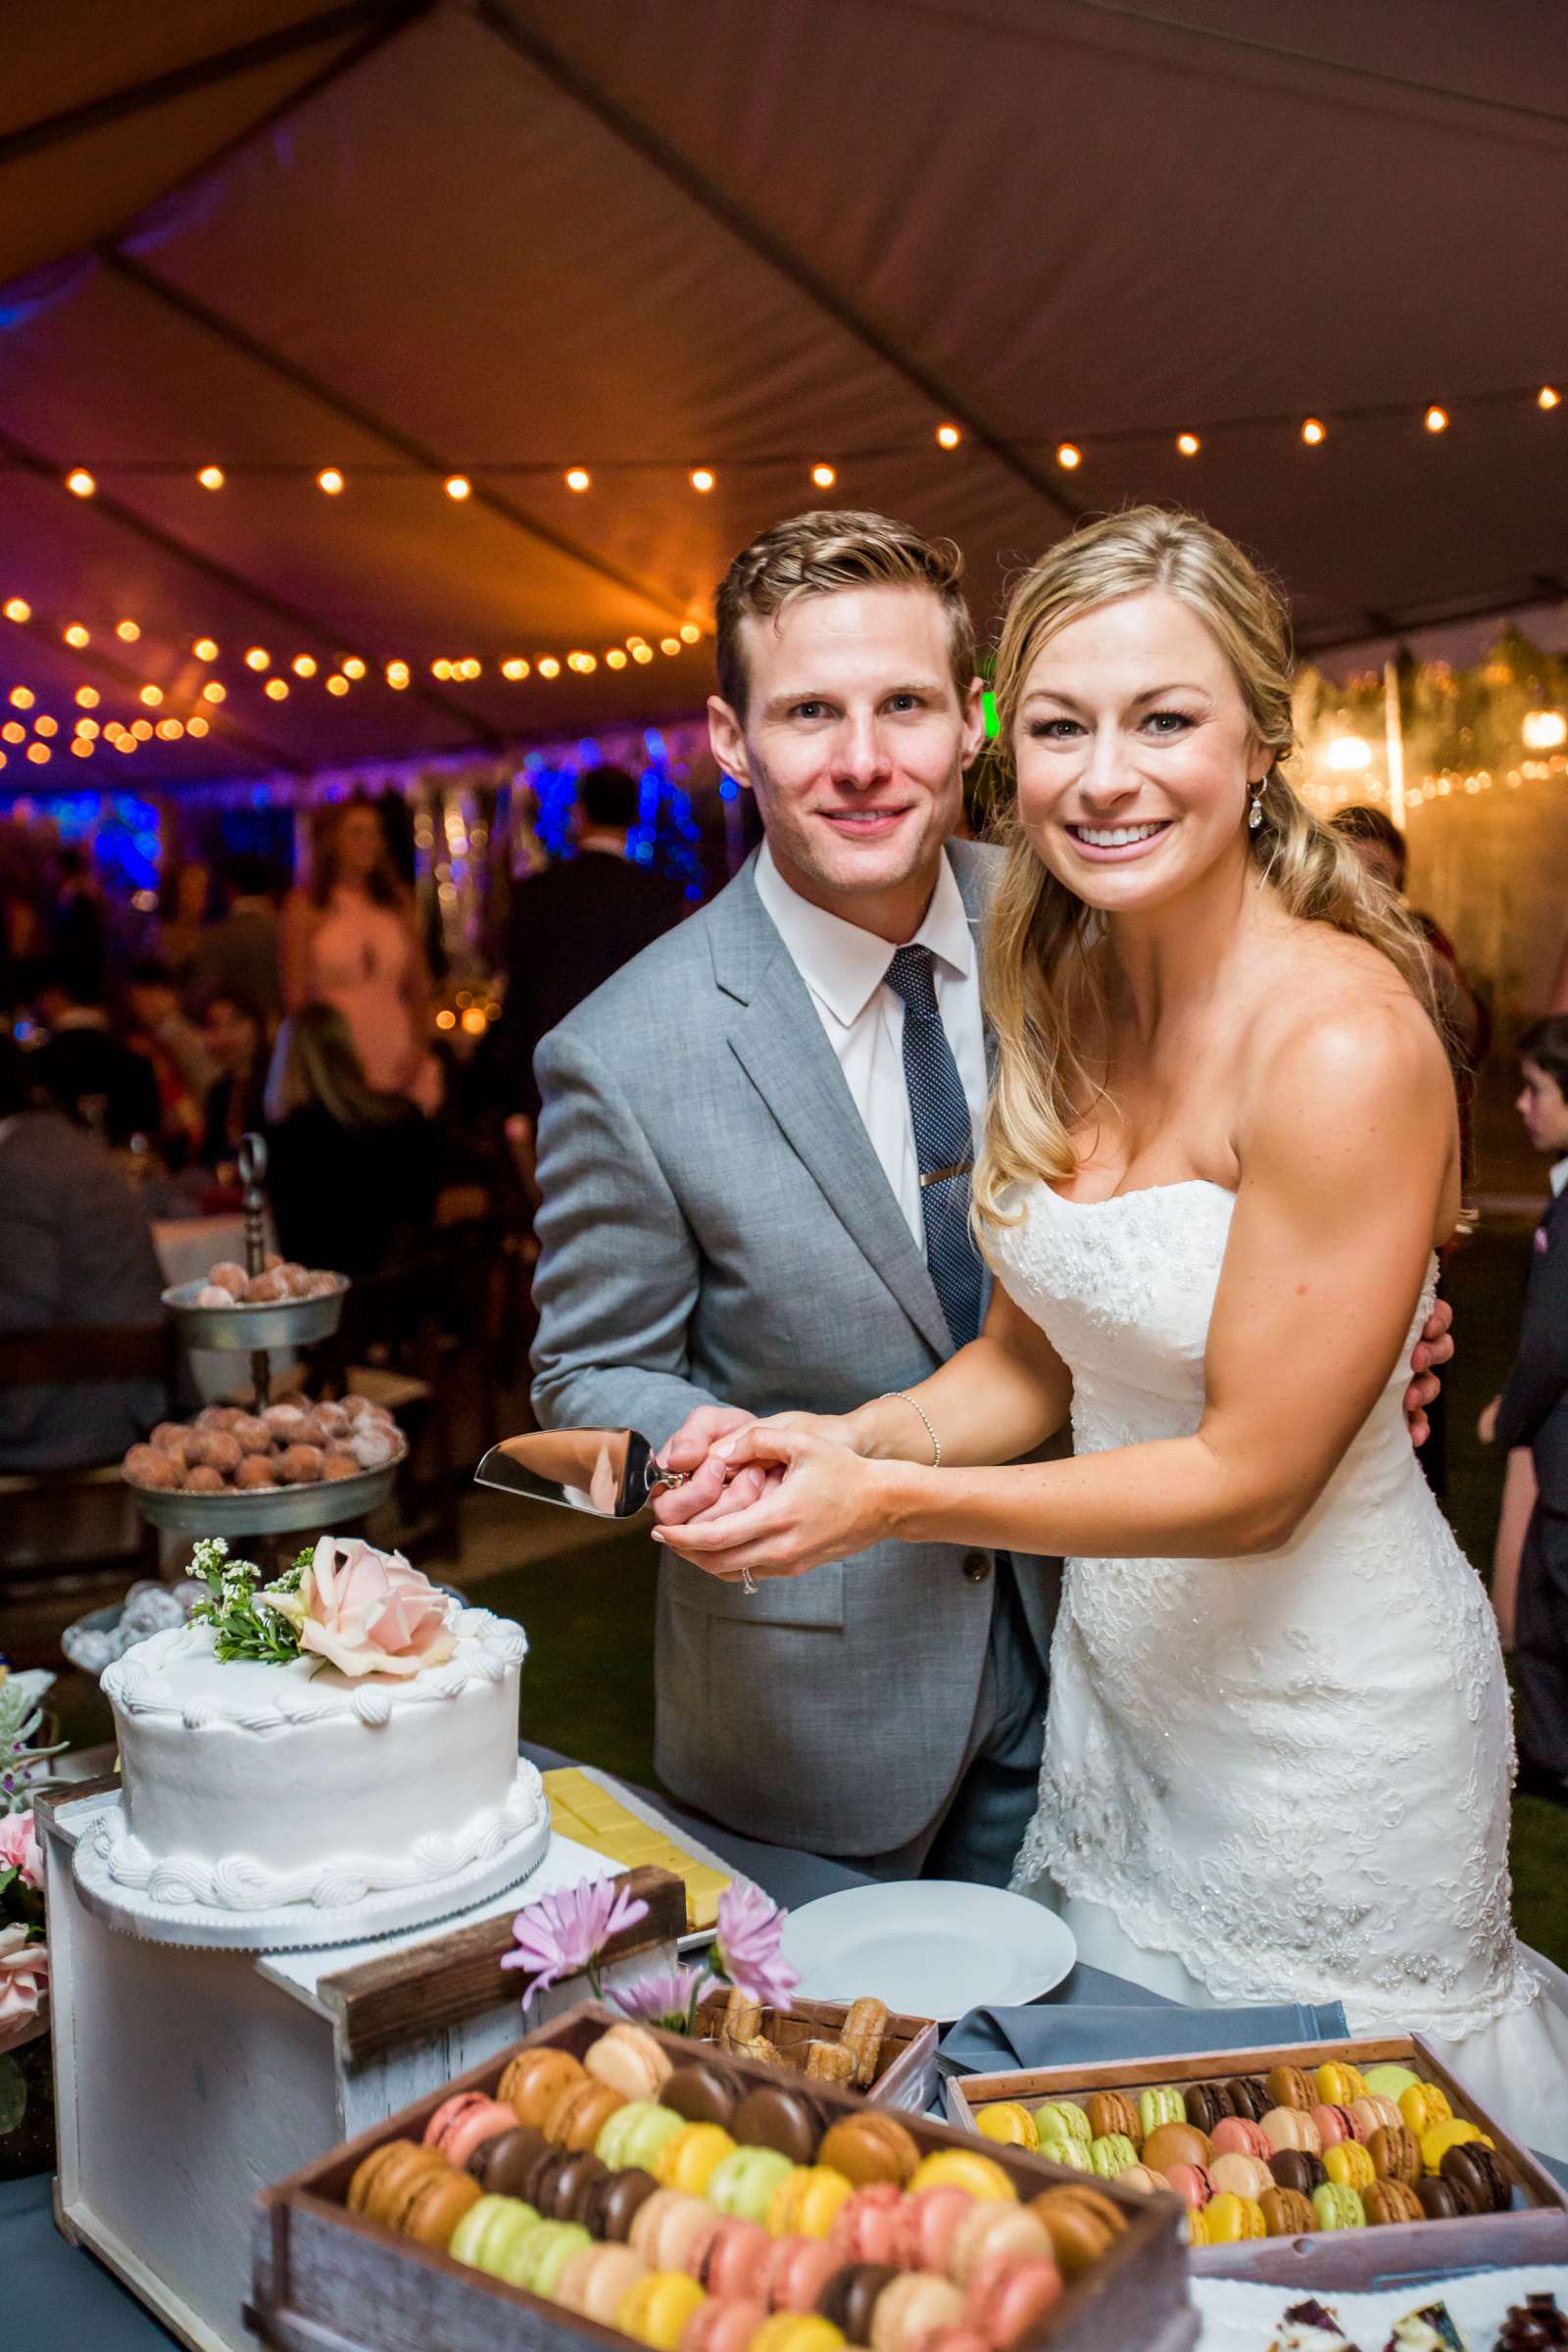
[650,1411,860,1536]
[652,1424,891,1583]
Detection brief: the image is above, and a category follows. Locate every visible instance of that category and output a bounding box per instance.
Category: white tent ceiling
[1,0,1564,783]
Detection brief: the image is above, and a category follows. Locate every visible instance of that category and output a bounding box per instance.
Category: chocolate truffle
[1268,2150,1327,2195]
[663,2060,742,2129]
[731,2084,820,2165]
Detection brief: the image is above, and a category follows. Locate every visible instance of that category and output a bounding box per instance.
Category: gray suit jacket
[530,841,1060,1854]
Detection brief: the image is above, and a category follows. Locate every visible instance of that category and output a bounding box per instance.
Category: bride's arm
[846,1286,1073,1467]
[658,1001,1455,1577]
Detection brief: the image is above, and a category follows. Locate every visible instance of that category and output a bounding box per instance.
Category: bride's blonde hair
[973,506,1438,1226]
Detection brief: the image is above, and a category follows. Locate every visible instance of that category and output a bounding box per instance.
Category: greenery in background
[1295,626,1568,789]
[0,1678,64,1816]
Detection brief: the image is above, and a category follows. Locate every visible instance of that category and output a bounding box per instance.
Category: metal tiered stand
[124,1133,406,1562]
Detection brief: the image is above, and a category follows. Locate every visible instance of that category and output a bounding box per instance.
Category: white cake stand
[69,1764,552,1951]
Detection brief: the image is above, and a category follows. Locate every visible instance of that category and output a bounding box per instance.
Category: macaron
[525,2146,610,2223]
[767,2235,848,2315]
[695,2216,773,2303]
[1209,2117,1270,2161]
[1268,2149,1326,2196]
[1420,2119,1493,2175]
[868,2271,965,2352]
[1141,2123,1212,2174]
[1114,2167,1170,2196]
[348,2138,445,2220]
[682,2299,768,2352]
[547,2077,627,2153]
[750,2316,846,2352]
[1440,2141,1509,2213]
[1088,2134,1139,2180]
[1195,2192,1264,2244]
[598,2100,688,2175]
[515,2217,594,2298]
[976,2104,1037,2150]
[769,2165,856,2240]
[817,2261,902,2344]
[1308,2105,1354,2149]
[733,2085,822,2166]
[1222,2078,1270,2122]
[587,2023,674,2102]
[1348,2095,1401,2140]
[709,2146,801,2227]
[1034,2132,1091,2174]
[582,2166,662,2242]
[501,2046,588,2130]
[1026,2185,1127,2277]
[557,2241,651,2325]
[1181,2084,1232,2136]
[1314,2061,1367,2106]
[664,2060,743,2129]
[948,2201,1054,2284]
[658,2124,738,2198]
[469,2124,550,2195]
[1136,2086,1187,2136]
[1258,2186,1315,2237]
[1084,2092,1137,2140]
[1367,2125,1421,2186]
[894,2187,973,2274]
[1362,2064,1421,2102]
[1032,2100,1091,2146]
[1263,2067,1314,2112]
[1398,2082,1452,2135]
[632,2188,725,2274]
[963,2254,1062,2347]
[1311,2182,1365,2231]
[1321,2142,1375,2193]
[1259,2108,1320,2157]
[1207,2154,1273,2202]
[399,2167,482,2246]
[1361,2180,1424,2227]
[619,2269,709,2351]
[832,2184,907,2267]
[449,2192,543,2277]
[1164,2164,1213,2210]
[425,2092,519,2172]
[817,2114,921,2189]
[906,2150,1017,2204]
[1416,2176,1472,2221]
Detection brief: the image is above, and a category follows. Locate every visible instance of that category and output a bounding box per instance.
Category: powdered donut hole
[262,1403,308,1440]
[245,1270,288,1303]
[314,1400,351,1437]
[150,1422,189,1455]
[124,1444,180,1489]
[276,1262,311,1298]
[182,1464,226,1494]
[348,1425,397,1469]
[274,1445,324,1485]
[207,1260,248,1295]
[303,1270,340,1298]
[233,1455,279,1490]
[196,1404,244,1432]
[195,1284,237,1307]
[340,1395,374,1424]
[188,1431,243,1475]
[320,1450,362,1482]
[292,1409,335,1448]
[231,1415,271,1455]
[264,1251,283,1272]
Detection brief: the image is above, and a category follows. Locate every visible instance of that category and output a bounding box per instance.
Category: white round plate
[780,1881,1077,2020]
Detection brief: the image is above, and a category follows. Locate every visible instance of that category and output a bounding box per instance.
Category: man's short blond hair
[713,510,976,719]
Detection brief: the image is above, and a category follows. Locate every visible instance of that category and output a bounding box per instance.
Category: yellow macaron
[617,2271,707,2351]
[976,2103,1038,2149]
[907,2148,1017,2203]
[656,2123,737,2198]
[767,2164,856,2238]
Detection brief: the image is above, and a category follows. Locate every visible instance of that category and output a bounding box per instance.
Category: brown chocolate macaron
[1222,2077,1271,2123]
[816,2113,921,2188]
[1268,2149,1327,2195]
[732,2085,822,2166]
[817,2262,901,2341]
[1361,2180,1424,2227]
[663,2060,743,2129]
[1416,2175,1473,2221]
[1258,2187,1316,2237]
[581,2166,661,2242]
[1367,2125,1422,2186]
[1184,2083,1236,2135]
[470,2125,549,2195]
[1441,2142,1510,2214]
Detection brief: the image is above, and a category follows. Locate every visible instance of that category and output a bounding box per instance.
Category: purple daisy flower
[711,1878,800,2010]
[501,1875,650,2010]
[612,1964,716,2034]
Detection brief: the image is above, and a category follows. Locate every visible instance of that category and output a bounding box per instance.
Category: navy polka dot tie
[884,944,984,1350]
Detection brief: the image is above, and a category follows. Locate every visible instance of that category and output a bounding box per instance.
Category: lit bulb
[342,656,366,679]
[202,680,226,704]
[501,658,529,680]
[244,647,270,670]
[1523,710,1567,750]
[317,467,345,495]
[431,658,453,679]
[606,648,627,668]
[192,638,219,662]
[130,718,153,740]
[8,687,33,710]
[1055,443,1082,470]
[386,661,410,689]
[690,468,715,493]
[1326,735,1372,771]
[1301,416,1326,446]
[139,684,163,708]
[74,686,99,709]
[679,622,701,643]
[0,723,23,743]
[63,622,89,647]
[811,464,836,488]
[660,636,680,655]
[1176,432,1200,457]
[537,656,561,678]
[114,735,134,753]
[264,678,289,700]
[186,714,209,738]
[25,741,50,762]
[325,673,349,695]
[462,658,482,679]
[75,719,99,740]
[117,619,140,642]
[3,600,30,623]
[1539,385,1561,412]
[156,718,181,741]
[936,423,961,449]
[197,465,224,490]
[445,474,471,501]
[564,467,591,492]
[1424,405,1448,434]
[291,654,318,678]
[66,468,96,498]
[34,714,57,737]
[70,737,92,759]
[632,643,654,664]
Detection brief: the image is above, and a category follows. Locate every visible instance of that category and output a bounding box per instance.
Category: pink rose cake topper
[267,1536,456,1678]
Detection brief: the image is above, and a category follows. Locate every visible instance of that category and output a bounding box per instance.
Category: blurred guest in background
[497,764,685,1116]
[1480,1016,1568,1801]
[154,858,215,993]
[188,853,282,1021]
[0,1035,171,1470]
[51,845,110,1004]
[281,796,440,1113]
[198,990,269,1170]
[1331,804,1489,1071]
[31,965,159,1148]
[124,958,215,1162]
[263,1003,437,1276]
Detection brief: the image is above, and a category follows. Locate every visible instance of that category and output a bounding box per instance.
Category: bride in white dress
[658,506,1568,2155]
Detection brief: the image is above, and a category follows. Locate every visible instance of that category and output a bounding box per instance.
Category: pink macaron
[895,2188,973,2275]
[1309,2104,1355,2149]
[767,2235,849,2313]
[681,2298,768,2352]
[833,2183,906,2266]
[697,2217,773,2303]
[964,2256,1062,2349]
[1208,2117,1269,2162]
[1163,2163,1213,2210]
[423,2092,518,2172]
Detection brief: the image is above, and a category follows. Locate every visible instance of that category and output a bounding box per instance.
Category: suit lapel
[710,861,954,1358]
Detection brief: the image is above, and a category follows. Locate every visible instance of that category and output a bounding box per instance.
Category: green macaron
[1089,2133,1140,2179]
[1033,2100,1091,2144]
[1361,2064,1421,2102]
[450,2194,543,2277]
[1137,2087,1187,2136]
[1312,2182,1366,2230]
[595,2101,686,2175]
[707,2145,796,2223]
[514,2219,593,2297]
[1035,2132,1091,2172]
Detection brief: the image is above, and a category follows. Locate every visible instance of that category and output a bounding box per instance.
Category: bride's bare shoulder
[1241,924,1451,1126]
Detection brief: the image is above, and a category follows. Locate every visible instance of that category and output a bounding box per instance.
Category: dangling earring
[1249,777,1265,831]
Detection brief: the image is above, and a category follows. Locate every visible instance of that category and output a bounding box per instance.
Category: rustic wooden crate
[944,2032,1568,2285]
[249,1999,1198,2352]
[692,1989,938,2112]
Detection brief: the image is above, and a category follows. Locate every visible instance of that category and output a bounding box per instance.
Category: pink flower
[0,1923,47,2051]
[0,1810,41,1891]
[612,1964,716,2034]
[268,1538,456,1678]
[501,1876,651,2010]
[712,1880,799,2010]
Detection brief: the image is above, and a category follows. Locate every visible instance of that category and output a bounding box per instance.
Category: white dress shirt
[1550,1157,1568,1200]
[754,841,988,1248]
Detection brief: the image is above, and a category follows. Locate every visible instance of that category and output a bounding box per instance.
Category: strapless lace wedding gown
[993,1178,1568,2157]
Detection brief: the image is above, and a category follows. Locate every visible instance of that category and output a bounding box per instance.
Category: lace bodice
[993,1178,1535,2036]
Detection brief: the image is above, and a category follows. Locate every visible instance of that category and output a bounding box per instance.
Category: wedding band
[657,1469,690,1491]
[741,1567,757,1592]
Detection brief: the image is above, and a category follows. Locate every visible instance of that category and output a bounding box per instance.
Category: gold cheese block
[543,1767,730,1930]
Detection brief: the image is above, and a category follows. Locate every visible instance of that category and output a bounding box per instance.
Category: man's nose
[831,713,893,788]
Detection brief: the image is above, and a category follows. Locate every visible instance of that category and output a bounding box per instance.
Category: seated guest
[198,990,270,1170]
[188,854,282,1022]
[0,1036,171,1470]
[263,1004,437,1276]
[125,958,216,1163]
[31,965,160,1147]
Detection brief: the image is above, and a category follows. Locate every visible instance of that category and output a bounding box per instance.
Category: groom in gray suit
[529,510,1450,1880]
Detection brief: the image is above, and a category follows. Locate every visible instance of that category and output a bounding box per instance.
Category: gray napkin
[938,1996,1348,2082]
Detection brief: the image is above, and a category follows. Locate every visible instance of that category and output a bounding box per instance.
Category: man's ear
[708,695,754,791]
[959,673,987,766]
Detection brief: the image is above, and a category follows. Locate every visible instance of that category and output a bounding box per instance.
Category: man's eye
[791,701,828,720]
[886,693,924,712]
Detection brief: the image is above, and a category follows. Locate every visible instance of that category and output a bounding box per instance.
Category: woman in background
[263,1004,437,1276]
[280,797,440,1113]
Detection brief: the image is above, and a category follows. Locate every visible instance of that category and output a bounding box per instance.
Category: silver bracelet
[872,1391,941,1468]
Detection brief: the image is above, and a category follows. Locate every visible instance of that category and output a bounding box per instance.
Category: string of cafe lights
[31,377,1565,504]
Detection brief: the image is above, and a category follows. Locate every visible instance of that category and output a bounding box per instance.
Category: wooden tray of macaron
[943,2033,1568,2283]
[250,1999,1200,2352]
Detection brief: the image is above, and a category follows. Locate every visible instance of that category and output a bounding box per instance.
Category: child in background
[1481,1015,1568,1800]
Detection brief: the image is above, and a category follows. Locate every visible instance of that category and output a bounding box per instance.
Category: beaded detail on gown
[994,1178,1540,2038]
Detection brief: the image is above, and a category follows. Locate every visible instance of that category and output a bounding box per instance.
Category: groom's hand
[1403,1298,1454,1448]
[659,1405,755,1474]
